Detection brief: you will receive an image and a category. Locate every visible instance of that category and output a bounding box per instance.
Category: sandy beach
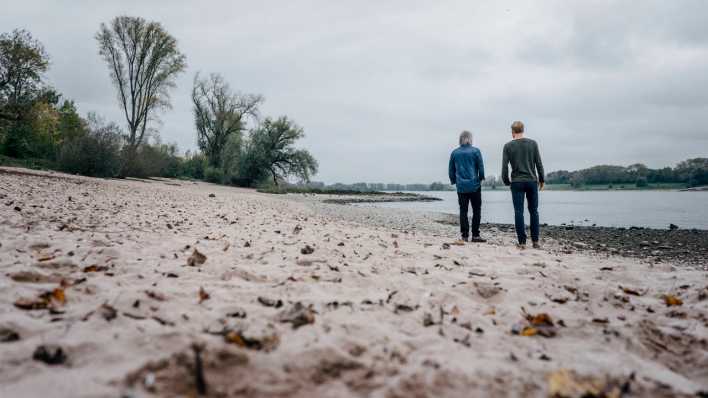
[1,167,707,397]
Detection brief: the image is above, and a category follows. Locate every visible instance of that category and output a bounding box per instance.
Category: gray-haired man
[449,131,486,242]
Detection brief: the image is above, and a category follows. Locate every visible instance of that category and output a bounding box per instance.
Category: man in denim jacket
[448,130,486,242]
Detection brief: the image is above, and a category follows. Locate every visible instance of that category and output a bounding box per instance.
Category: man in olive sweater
[501,121,545,249]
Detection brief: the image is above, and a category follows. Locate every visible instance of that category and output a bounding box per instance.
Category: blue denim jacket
[449,144,485,193]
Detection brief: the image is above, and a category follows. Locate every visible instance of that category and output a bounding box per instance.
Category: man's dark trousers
[510,181,539,244]
[458,188,481,239]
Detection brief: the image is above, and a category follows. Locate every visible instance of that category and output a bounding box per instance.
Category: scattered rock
[475,282,501,299]
[99,303,118,321]
[0,327,20,343]
[278,302,315,329]
[208,193,215,198]
[300,245,315,255]
[257,296,283,308]
[33,345,67,365]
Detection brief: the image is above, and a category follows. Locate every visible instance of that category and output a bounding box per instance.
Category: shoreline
[286,192,708,267]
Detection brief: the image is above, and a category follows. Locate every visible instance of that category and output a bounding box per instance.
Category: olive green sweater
[501,137,544,185]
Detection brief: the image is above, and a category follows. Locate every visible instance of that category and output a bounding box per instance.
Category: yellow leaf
[663,294,683,306]
[51,288,65,304]
[521,327,538,336]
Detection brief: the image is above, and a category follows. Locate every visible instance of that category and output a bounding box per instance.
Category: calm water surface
[362,190,708,229]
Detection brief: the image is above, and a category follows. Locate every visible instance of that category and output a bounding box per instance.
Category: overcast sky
[3,1,707,183]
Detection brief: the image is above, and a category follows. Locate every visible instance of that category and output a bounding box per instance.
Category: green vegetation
[0,20,318,187]
[542,182,688,191]
[547,160,707,189]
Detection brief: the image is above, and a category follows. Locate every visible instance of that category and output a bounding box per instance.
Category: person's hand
[539,181,545,191]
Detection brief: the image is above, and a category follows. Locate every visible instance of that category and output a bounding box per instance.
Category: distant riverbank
[351,190,708,230]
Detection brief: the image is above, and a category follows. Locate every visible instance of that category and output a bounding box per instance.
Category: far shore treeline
[0,17,316,187]
[1,19,706,193]
[290,159,708,193]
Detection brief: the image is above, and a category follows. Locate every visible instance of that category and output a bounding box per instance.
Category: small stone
[33,344,67,365]
[0,327,20,343]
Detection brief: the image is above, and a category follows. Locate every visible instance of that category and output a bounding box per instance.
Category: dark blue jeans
[510,181,539,244]
[458,189,481,238]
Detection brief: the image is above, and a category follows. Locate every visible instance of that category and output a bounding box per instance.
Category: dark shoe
[532,241,541,249]
[516,243,526,250]
[461,236,469,242]
[470,236,487,243]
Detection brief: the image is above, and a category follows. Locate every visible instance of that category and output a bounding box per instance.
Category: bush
[204,166,224,183]
[180,152,207,180]
[57,117,122,177]
[127,143,182,178]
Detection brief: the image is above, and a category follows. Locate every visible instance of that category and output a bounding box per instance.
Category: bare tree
[192,72,262,167]
[95,16,186,159]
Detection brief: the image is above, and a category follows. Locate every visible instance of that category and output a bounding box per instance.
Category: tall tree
[95,16,186,159]
[192,72,262,167]
[242,116,318,186]
[0,29,49,121]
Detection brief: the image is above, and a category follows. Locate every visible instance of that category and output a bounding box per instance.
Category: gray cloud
[2,0,707,183]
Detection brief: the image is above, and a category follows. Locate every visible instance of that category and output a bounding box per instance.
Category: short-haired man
[449,130,486,242]
[501,121,544,249]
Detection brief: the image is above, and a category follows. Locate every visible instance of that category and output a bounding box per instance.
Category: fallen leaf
[83,264,108,273]
[224,330,279,351]
[14,297,49,310]
[521,327,538,336]
[187,249,207,266]
[547,369,632,398]
[663,294,683,307]
[620,286,643,296]
[199,287,210,304]
[51,288,65,305]
[145,290,166,301]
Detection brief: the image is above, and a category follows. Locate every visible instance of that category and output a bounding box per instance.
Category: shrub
[204,166,224,183]
[57,116,122,177]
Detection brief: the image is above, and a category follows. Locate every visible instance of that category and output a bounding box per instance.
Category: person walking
[501,121,545,249]
[448,130,486,242]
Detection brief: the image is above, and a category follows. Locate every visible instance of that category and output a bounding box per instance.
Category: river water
[360,190,708,229]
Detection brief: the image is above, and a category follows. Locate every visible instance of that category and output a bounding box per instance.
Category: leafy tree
[192,72,262,167]
[0,29,49,121]
[95,16,186,170]
[57,100,86,142]
[241,116,318,186]
[675,158,708,187]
